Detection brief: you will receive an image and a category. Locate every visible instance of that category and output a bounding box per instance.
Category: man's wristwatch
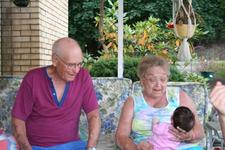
[87,147,96,150]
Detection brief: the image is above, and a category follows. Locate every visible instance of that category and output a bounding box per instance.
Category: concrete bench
[0,76,211,149]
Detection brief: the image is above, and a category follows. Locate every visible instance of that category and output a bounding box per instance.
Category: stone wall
[0,0,68,76]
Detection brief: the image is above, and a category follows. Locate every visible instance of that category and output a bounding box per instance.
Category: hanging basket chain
[172,0,196,61]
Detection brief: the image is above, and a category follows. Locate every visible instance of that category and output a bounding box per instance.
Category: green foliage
[69,0,100,51]
[89,57,140,81]
[69,0,225,54]
[184,72,208,85]
[97,14,179,62]
[193,0,225,42]
[83,53,98,70]
[169,65,185,82]
[88,57,207,84]
[123,57,141,81]
[89,58,118,77]
[124,0,225,42]
[169,67,208,85]
[94,0,208,63]
[124,0,172,25]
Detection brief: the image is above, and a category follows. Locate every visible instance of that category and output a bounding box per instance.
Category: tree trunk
[99,0,108,52]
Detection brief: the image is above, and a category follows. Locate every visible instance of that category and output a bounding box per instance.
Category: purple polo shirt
[12,67,98,147]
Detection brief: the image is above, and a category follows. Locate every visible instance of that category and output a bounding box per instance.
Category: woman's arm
[115,97,137,150]
[179,90,205,141]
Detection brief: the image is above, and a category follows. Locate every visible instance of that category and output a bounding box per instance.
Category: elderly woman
[115,56,204,150]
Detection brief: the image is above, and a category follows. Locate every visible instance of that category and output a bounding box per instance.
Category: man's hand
[210,81,225,116]
[12,117,32,150]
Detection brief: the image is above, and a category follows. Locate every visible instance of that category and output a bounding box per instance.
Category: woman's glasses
[144,75,168,84]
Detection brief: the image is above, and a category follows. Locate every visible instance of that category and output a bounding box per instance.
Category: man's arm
[86,109,101,148]
[210,81,225,140]
[12,117,32,150]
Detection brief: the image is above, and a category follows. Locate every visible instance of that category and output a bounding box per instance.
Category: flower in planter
[167,22,174,29]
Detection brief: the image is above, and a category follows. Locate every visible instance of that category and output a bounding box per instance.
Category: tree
[69,0,100,54]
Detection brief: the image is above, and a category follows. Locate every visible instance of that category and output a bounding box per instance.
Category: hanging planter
[13,0,30,7]
[172,0,196,61]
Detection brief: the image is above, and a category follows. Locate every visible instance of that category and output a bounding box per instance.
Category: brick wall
[0,1,2,75]
[0,0,68,76]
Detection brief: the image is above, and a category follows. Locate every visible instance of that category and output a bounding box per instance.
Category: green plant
[169,64,208,85]
[69,0,225,55]
[95,0,208,63]
[169,65,185,82]
[89,57,140,81]
[193,0,225,42]
[89,57,207,84]
[96,14,180,62]
[89,58,117,77]
[69,0,100,51]
[83,53,98,70]
[184,72,208,85]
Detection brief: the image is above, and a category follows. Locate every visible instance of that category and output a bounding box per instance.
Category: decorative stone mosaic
[0,77,210,149]
[0,77,22,133]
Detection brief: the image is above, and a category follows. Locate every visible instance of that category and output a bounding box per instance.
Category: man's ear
[52,54,57,67]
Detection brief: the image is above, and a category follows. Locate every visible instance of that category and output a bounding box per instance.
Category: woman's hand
[169,126,193,142]
[137,141,153,150]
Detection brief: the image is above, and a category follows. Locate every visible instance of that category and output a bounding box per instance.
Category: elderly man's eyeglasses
[55,54,83,69]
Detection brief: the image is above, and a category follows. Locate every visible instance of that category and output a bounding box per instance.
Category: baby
[148,106,200,150]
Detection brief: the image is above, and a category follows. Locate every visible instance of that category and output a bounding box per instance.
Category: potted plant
[173,0,196,39]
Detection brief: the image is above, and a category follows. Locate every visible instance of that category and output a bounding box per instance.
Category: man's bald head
[52,37,82,57]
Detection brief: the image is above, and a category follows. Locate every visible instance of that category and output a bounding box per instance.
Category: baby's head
[172,106,195,132]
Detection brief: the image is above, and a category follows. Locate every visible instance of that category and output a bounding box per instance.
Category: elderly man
[12,37,101,150]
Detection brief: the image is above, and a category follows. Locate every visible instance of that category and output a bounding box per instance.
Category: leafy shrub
[69,0,225,55]
[87,57,207,84]
[125,0,225,42]
[169,65,185,82]
[89,57,140,81]
[89,58,118,77]
[95,0,207,63]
